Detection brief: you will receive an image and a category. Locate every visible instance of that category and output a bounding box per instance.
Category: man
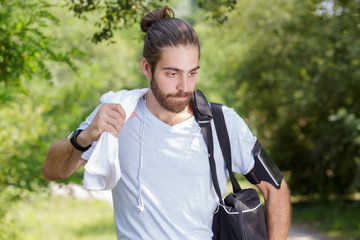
[43,6,291,239]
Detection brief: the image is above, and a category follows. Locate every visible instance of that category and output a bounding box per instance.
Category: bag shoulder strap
[210,103,241,193]
[191,90,222,203]
[190,90,241,203]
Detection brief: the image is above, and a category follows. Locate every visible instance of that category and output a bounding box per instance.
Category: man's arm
[42,103,129,181]
[42,138,87,180]
[256,179,291,240]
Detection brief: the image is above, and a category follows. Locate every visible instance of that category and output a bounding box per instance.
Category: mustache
[166,91,193,98]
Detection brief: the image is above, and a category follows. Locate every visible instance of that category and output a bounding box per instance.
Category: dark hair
[140,6,200,74]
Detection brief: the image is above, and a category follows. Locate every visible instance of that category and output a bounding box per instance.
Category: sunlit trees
[0,0,75,102]
[213,0,360,198]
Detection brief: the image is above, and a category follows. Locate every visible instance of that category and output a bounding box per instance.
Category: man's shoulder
[213,103,249,130]
[214,103,239,118]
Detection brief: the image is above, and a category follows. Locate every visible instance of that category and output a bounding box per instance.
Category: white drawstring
[136,95,146,212]
[137,154,144,212]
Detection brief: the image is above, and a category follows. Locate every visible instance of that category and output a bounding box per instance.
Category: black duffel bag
[212,188,267,240]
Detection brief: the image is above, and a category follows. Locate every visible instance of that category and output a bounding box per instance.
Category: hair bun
[140,6,175,33]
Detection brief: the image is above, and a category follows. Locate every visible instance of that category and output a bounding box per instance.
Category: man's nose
[177,75,188,92]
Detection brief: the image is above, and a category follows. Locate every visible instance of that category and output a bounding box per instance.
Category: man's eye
[168,72,177,77]
[189,71,197,77]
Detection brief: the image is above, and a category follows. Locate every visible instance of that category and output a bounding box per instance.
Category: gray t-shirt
[78,97,256,239]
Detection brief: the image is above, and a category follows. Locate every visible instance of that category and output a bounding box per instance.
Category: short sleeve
[222,106,257,175]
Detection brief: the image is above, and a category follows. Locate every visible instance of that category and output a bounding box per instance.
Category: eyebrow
[162,66,200,73]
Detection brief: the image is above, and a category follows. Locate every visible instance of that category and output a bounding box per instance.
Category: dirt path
[50,183,329,240]
[288,224,328,240]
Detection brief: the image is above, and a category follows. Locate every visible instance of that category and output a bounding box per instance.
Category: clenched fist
[77,103,135,147]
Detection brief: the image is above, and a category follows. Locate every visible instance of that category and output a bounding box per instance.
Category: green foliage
[0,1,148,237]
[207,0,360,197]
[65,0,168,43]
[0,96,49,190]
[0,0,75,101]
[198,0,237,24]
[0,1,147,189]
[64,0,238,43]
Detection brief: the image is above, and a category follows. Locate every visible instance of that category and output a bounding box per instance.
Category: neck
[145,91,193,126]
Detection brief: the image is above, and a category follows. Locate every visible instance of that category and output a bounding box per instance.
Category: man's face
[150,45,200,113]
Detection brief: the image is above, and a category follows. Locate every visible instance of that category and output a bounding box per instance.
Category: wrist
[77,130,92,147]
[70,129,92,152]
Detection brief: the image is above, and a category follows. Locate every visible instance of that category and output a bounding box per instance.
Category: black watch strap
[70,129,92,152]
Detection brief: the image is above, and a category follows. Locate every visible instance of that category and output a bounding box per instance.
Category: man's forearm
[42,138,84,181]
[265,180,292,240]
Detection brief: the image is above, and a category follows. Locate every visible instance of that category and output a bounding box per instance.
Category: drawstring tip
[137,205,144,212]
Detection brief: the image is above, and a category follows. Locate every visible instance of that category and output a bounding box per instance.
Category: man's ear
[141,58,152,81]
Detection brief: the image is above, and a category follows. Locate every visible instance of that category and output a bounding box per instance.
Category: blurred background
[0,0,359,239]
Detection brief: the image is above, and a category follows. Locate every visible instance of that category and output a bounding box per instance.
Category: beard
[150,77,193,114]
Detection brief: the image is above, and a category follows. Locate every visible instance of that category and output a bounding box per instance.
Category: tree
[0,0,74,102]
[1,0,237,102]
[219,0,360,198]
[64,0,237,43]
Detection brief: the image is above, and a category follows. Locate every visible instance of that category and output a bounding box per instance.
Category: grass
[13,191,116,240]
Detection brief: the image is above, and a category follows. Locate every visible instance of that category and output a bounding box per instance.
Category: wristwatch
[70,129,92,152]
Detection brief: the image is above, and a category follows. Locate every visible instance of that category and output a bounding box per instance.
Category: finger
[97,105,120,127]
[105,115,124,133]
[108,103,126,120]
[106,108,123,123]
[102,104,126,129]
[104,122,120,138]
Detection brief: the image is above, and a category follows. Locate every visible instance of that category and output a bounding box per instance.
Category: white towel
[83,88,148,190]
